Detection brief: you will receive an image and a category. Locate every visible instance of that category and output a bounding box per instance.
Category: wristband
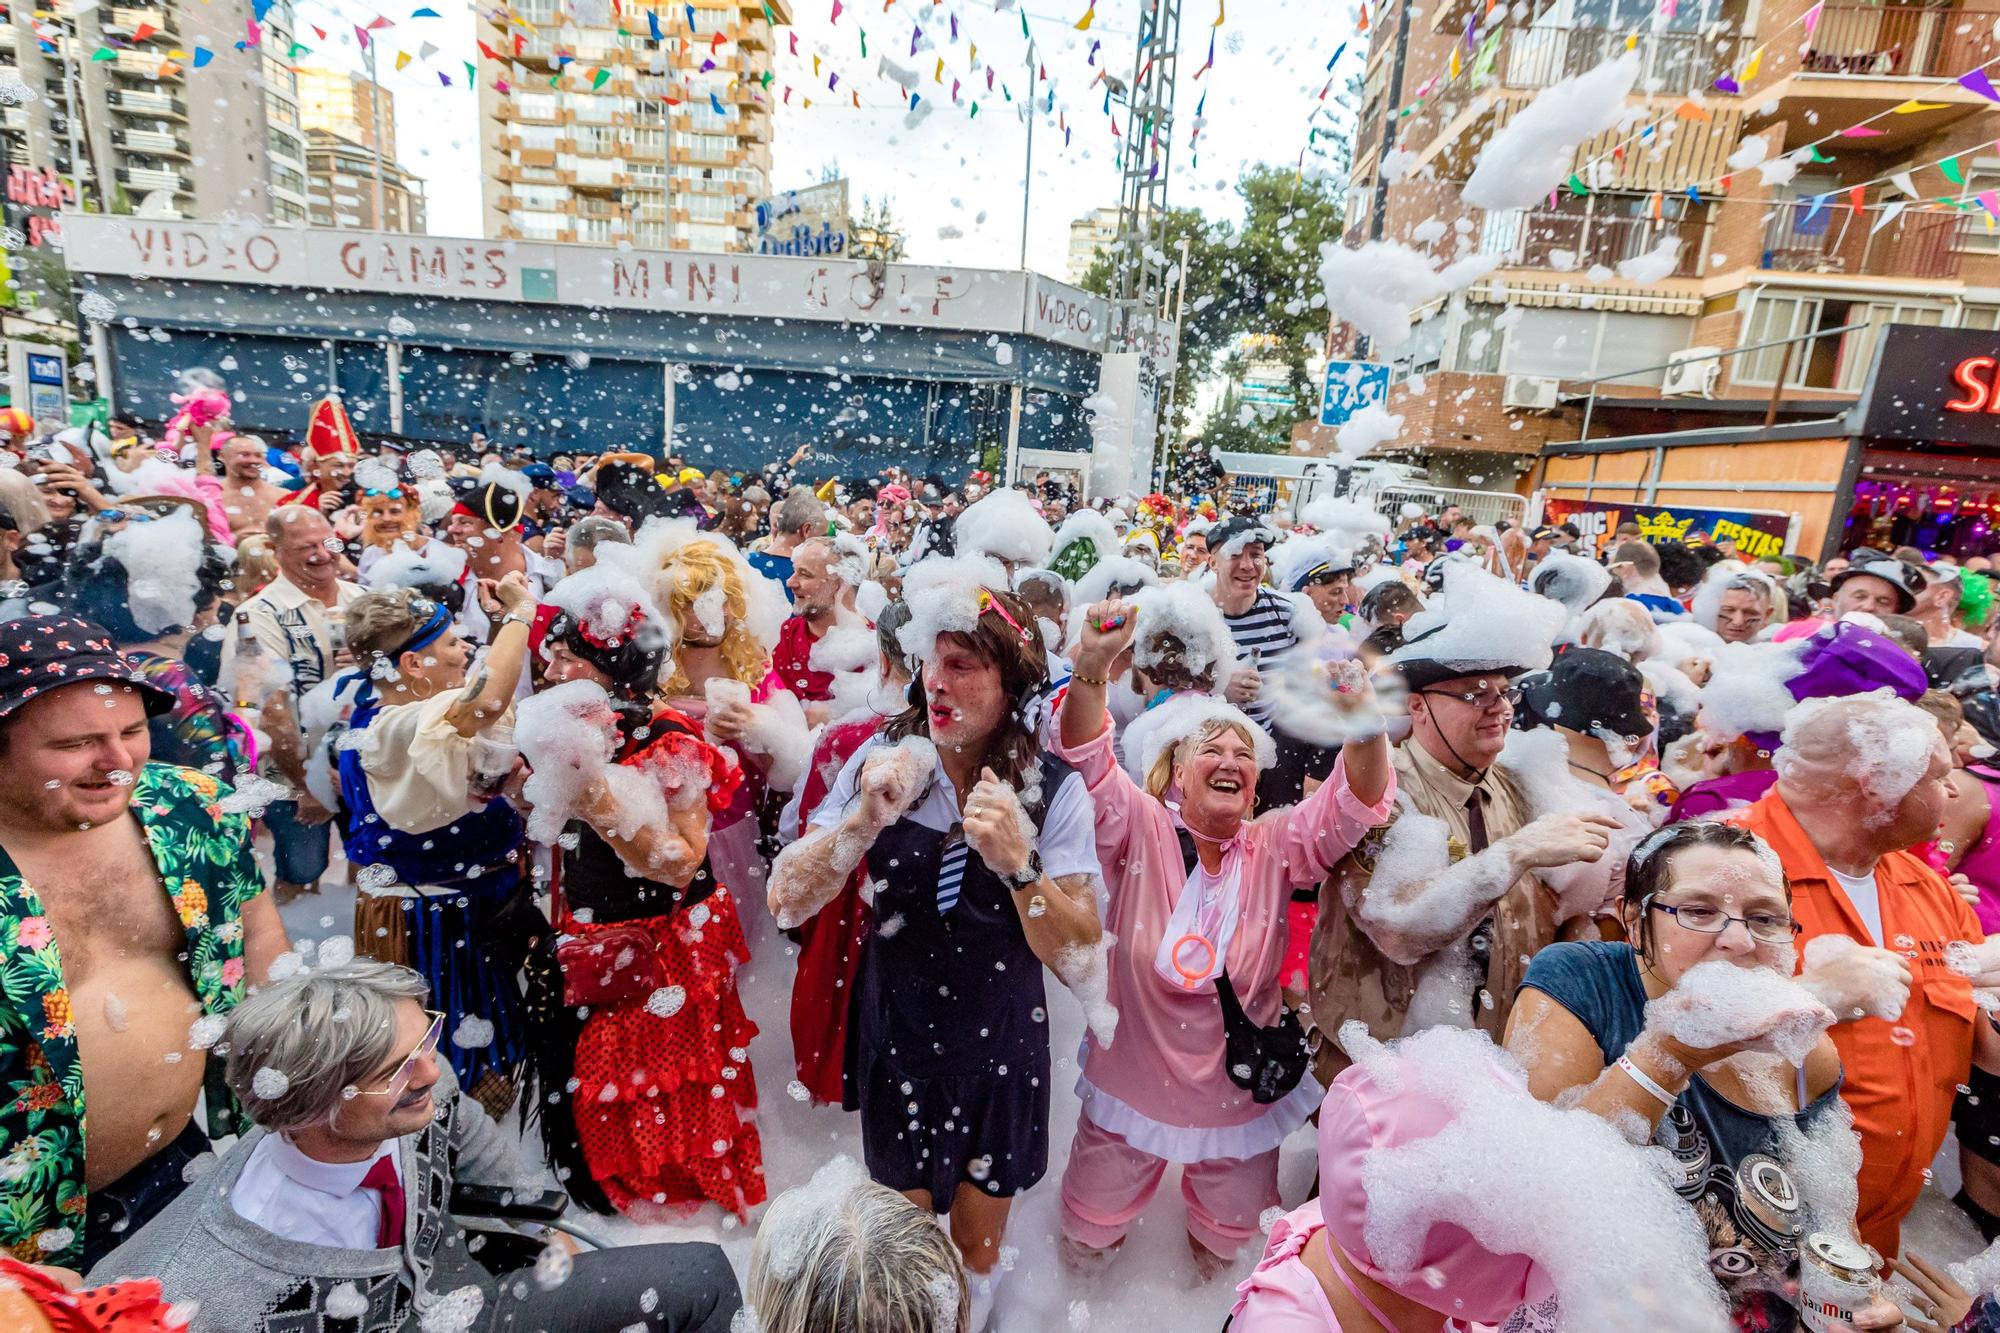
[1072,671,1110,687]
[1616,1053,1678,1108]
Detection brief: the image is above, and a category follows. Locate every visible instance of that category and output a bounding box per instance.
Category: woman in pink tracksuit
[1052,597,1395,1274]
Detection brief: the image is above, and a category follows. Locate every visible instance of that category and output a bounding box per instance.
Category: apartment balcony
[108,90,186,119]
[1748,5,2000,142]
[1803,5,1998,79]
[0,108,24,133]
[105,6,175,38]
[1483,206,1706,278]
[738,17,770,49]
[1760,200,1966,279]
[116,164,191,193]
[110,126,188,156]
[1502,24,1743,94]
[1406,25,1750,181]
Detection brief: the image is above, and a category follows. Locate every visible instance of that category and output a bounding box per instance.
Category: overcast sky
[288,0,1362,278]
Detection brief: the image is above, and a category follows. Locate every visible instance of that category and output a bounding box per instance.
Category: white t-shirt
[808,735,1102,884]
[1829,863,1884,947]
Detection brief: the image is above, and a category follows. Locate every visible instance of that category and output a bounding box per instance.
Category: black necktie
[1465,788,1490,854]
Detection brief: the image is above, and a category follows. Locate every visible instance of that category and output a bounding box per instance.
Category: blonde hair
[1144,717,1259,800]
[660,538,769,693]
[233,534,279,594]
[746,1169,968,1333]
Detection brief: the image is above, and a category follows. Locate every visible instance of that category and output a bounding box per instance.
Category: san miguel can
[1799,1232,1879,1332]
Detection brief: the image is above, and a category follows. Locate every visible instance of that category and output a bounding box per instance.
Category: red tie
[361,1155,405,1249]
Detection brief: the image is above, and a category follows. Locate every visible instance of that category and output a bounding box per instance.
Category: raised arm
[1059,597,1136,752]
[442,573,535,738]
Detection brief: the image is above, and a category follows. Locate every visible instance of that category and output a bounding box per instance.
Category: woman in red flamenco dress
[537,602,765,1220]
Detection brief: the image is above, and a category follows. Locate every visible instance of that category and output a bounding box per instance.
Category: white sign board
[8,342,65,425]
[60,216,1084,340]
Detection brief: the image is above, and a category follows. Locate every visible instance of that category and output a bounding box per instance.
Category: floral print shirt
[0,763,264,1269]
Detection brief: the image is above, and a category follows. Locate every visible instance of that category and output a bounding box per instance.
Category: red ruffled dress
[560,711,766,1219]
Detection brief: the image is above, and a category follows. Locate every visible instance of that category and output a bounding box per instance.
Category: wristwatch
[1008,852,1044,887]
[499,613,533,630]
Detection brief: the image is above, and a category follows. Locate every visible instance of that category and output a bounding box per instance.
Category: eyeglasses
[1645,897,1800,944]
[352,1009,445,1100]
[1419,684,1522,711]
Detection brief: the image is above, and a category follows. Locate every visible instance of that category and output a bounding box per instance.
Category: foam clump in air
[1644,959,1836,1066]
[954,489,1054,568]
[1336,403,1404,457]
[512,680,625,844]
[1696,640,1807,742]
[897,553,1011,664]
[364,542,469,595]
[1318,240,1501,349]
[1298,496,1392,549]
[1391,561,1565,680]
[1616,237,1683,284]
[1343,1022,1731,1333]
[104,508,207,634]
[1463,51,1641,210]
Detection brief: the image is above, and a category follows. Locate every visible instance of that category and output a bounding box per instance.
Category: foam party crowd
[7,391,2000,1332]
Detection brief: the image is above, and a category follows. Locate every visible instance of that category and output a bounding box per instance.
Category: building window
[272,197,306,223]
[1961,165,2000,254]
[1963,306,2000,331]
[517,93,559,120]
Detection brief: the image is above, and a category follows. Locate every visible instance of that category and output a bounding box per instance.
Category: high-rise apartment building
[305,128,425,232]
[1067,207,1120,283]
[1315,0,2000,485]
[0,0,308,224]
[477,0,789,251]
[295,66,395,159]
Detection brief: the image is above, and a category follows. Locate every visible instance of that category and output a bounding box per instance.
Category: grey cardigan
[87,1089,532,1332]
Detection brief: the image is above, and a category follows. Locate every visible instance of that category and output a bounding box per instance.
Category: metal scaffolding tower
[1109,0,1183,334]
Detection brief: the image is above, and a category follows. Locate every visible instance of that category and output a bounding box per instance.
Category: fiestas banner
[1540,497,1793,561]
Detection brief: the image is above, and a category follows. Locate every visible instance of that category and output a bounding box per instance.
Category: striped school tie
[936,838,970,914]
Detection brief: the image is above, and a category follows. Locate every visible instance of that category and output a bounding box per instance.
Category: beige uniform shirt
[1307,738,1558,1082]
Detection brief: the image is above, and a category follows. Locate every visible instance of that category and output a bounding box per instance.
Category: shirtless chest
[10,824,208,1188]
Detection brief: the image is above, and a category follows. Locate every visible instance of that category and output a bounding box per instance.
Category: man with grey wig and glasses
[89,960,743,1332]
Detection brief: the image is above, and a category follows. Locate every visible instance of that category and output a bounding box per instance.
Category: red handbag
[552,877,664,1008]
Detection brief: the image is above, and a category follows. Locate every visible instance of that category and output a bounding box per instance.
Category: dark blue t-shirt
[1522,941,1843,1331]
[748,549,794,602]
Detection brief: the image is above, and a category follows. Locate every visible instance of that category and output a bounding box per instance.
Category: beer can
[1799,1232,1878,1333]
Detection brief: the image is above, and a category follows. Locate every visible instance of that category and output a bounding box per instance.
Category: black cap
[0,615,174,722]
[1208,514,1278,555]
[1516,647,1651,739]
[1831,549,1924,613]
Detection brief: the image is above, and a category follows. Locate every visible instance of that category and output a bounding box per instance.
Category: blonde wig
[659,536,770,693]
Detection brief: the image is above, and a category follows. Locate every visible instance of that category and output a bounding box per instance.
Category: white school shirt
[231,1133,402,1250]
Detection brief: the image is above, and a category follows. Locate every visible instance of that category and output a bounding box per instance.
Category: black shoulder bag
[1176,828,1310,1104]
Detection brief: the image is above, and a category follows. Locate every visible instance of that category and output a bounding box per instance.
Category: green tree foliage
[1078,164,1345,452]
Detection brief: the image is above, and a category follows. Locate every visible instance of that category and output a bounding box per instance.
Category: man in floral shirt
[0,617,287,1273]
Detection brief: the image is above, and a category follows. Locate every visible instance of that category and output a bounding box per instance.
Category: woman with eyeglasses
[1502,821,1902,1332]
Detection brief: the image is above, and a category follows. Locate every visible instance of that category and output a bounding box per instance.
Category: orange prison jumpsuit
[1731,791,1983,1258]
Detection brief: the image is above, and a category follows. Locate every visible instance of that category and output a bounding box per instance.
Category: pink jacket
[1050,719,1394,1147]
